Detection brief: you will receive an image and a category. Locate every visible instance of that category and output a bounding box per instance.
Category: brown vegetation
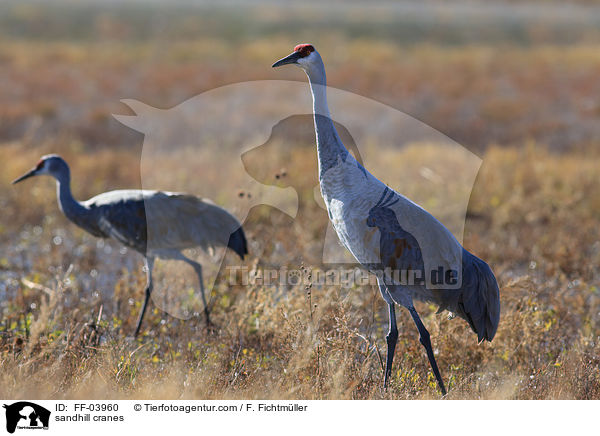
[1,2,599,399]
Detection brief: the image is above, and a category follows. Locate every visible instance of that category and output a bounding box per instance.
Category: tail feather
[456,251,500,342]
[227,227,248,260]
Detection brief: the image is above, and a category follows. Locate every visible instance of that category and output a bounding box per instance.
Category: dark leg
[134,257,154,337]
[408,306,447,395]
[178,254,211,328]
[384,302,398,389]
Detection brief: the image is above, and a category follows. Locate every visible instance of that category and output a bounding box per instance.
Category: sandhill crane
[12,154,247,337]
[273,44,500,395]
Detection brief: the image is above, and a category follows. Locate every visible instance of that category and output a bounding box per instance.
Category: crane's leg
[384,302,398,389]
[407,305,447,396]
[377,280,398,389]
[134,256,154,337]
[177,254,211,328]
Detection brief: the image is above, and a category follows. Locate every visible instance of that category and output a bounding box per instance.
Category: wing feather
[142,192,244,253]
[83,190,244,256]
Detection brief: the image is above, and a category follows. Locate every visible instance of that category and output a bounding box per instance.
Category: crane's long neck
[54,170,89,226]
[306,62,349,180]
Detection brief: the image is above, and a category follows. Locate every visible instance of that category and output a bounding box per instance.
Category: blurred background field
[1,0,600,399]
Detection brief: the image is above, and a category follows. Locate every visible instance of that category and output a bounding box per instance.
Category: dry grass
[1,2,600,400]
[2,140,600,400]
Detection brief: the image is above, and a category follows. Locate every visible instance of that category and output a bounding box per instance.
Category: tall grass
[1,2,600,399]
[2,140,600,399]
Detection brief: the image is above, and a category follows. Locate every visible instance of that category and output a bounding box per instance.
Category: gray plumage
[367,186,499,344]
[13,154,247,336]
[273,44,500,395]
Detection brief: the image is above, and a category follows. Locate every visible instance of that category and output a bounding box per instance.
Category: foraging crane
[273,44,500,395]
[12,154,247,336]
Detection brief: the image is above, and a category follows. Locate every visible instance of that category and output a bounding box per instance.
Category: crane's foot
[382,370,392,392]
[380,378,395,400]
[203,310,219,334]
[204,321,218,334]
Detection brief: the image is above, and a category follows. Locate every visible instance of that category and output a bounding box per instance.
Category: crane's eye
[301,46,314,57]
[35,159,45,170]
[294,44,315,58]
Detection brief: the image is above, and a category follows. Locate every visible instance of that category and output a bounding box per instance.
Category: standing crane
[273,44,500,395]
[12,154,247,337]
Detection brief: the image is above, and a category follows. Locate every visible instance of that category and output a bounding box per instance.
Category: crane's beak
[272,51,301,68]
[12,168,38,184]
